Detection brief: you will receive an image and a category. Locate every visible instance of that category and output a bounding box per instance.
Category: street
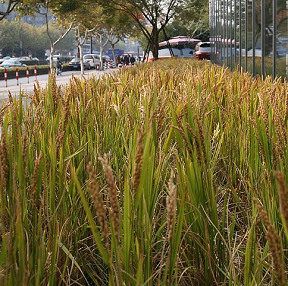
[0,68,117,105]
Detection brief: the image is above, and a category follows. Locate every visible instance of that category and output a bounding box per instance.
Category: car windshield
[195,42,211,52]
[157,48,192,57]
[158,48,180,56]
[71,58,79,63]
[200,43,210,48]
[181,48,194,56]
[2,60,19,64]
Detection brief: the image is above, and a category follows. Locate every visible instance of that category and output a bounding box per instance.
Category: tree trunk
[150,26,159,60]
[49,45,54,72]
[76,26,85,75]
[79,42,84,75]
[99,34,103,71]
[100,46,104,71]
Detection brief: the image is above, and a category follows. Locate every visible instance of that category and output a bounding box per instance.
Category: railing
[209,0,287,80]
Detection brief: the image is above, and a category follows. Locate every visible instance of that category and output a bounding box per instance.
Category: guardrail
[0,66,48,86]
[0,65,74,81]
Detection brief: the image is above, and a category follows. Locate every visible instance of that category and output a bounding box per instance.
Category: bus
[147,36,200,62]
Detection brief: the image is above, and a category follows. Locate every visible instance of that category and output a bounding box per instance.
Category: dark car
[194,42,211,60]
[68,58,90,70]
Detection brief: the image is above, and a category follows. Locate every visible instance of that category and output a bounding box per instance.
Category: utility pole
[90,36,93,53]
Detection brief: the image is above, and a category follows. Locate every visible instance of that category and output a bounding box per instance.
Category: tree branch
[0,0,20,20]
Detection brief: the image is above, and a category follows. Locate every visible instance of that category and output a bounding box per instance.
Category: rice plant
[0,60,287,285]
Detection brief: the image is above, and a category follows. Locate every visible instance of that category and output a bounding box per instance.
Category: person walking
[56,57,62,75]
[116,55,121,65]
[123,54,129,66]
[130,55,136,65]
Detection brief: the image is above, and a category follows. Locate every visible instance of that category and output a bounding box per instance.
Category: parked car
[0,59,26,68]
[0,56,11,63]
[102,55,112,63]
[83,54,101,69]
[46,55,61,63]
[19,56,30,61]
[194,42,211,60]
[68,58,90,70]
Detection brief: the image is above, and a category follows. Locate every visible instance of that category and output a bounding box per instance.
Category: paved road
[0,69,116,105]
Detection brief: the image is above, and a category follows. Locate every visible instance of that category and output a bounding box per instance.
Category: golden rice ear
[87,162,109,249]
[0,118,9,190]
[255,199,286,286]
[133,130,145,199]
[31,151,43,209]
[275,172,288,239]
[99,155,120,240]
[166,170,177,241]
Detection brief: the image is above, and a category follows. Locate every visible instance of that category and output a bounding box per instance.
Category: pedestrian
[116,55,121,65]
[123,54,129,66]
[130,55,136,65]
[56,57,62,75]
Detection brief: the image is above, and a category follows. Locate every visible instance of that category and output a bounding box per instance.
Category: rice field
[0,59,287,285]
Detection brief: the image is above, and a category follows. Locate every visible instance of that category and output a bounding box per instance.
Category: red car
[194,42,211,60]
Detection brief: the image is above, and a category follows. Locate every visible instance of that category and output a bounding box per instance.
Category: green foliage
[0,19,75,57]
[164,0,209,41]
[103,0,184,59]
[0,0,20,21]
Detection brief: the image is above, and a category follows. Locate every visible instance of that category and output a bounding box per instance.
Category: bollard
[16,68,19,86]
[4,68,7,87]
[96,64,99,71]
[26,67,29,83]
[34,66,37,79]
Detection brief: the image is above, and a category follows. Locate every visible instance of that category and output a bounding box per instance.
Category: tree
[0,0,20,20]
[104,0,183,60]
[75,25,96,74]
[0,19,47,57]
[166,0,209,41]
[93,29,109,70]
[69,2,103,74]
[17,0,81,71]
[106,28,122,66]
[98,7,136,65]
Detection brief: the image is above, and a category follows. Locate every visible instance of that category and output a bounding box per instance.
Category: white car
[46,55,61,63]
[0,59,26,68]
[83,54,101,69]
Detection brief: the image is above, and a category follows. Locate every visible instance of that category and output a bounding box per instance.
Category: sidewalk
[0,69,116,104]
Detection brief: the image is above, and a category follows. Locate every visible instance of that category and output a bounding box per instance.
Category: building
[209,0,288,79]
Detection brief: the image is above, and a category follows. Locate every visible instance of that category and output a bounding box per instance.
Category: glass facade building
[209,0,288,79]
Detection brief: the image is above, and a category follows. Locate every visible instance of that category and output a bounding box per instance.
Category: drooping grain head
[31,151,43,208]
[87,162,109,249]
[275,172,288,236]
[22,128,29,173]
[195,115,206,162]
[166,171,177,241]
[99,155,120,240]
[255,199,286,286]
[133,131,145,199]
[33,81,41,105]
[0,118,9,189]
